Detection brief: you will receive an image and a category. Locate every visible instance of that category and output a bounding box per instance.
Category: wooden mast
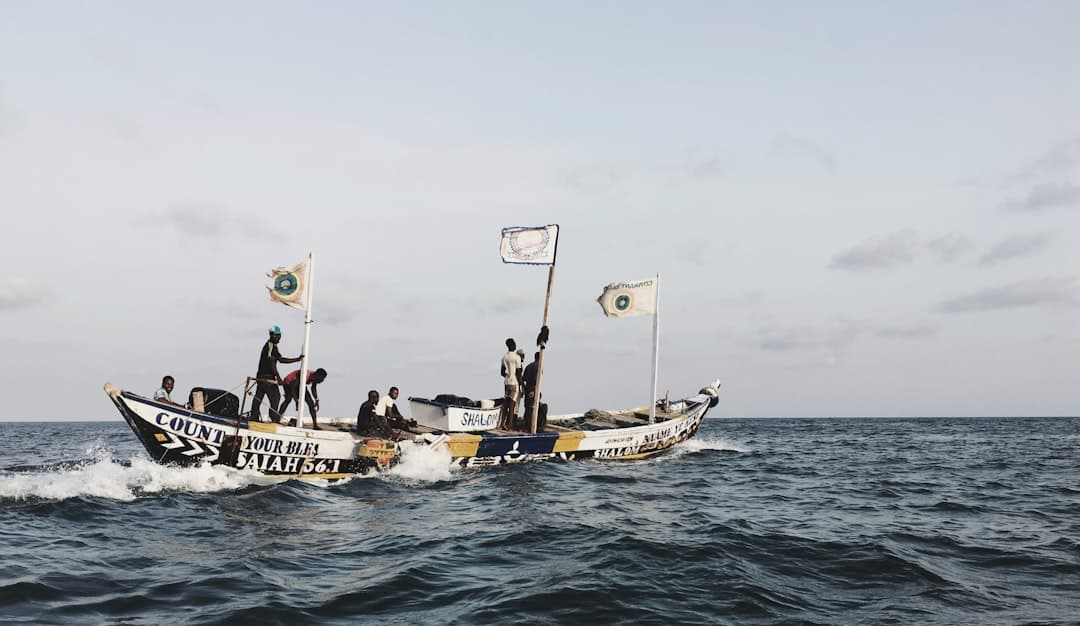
[529,265,555,433]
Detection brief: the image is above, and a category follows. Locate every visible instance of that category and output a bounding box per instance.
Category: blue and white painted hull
[415,380,720,467]
[104,383,397,479]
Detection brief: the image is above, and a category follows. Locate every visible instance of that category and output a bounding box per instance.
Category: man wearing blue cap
[251,325,303,422]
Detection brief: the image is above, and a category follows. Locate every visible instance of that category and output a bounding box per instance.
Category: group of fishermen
[155,324,547,437]
[499,333,548,432]
[249,325,413,435]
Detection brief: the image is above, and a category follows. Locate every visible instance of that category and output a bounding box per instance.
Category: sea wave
[0,453,267,502]
[674,434,752,454]
[2,418,1079,625]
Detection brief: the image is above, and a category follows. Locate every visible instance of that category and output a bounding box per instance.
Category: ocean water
[1,417,1078,625]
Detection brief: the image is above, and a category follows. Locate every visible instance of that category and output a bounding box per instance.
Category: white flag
[267,259,309,311]
[597,277,657,318]
[500,224,559,265]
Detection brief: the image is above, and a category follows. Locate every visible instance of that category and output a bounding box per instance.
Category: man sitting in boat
[377,386,417,430]
[278,367,327,429]
[357,390,394,438]
[153,375,186,409]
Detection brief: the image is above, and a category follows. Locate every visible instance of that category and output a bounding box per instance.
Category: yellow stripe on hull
[552,431,584,453]
[445,434,483,458]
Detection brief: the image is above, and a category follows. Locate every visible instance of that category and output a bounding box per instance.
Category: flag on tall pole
[501,224,559,434]
[597,274,661,422]
[597,277,657,318]
[267,260,309,310]
[266,255,315,427]
[500,224,559,265]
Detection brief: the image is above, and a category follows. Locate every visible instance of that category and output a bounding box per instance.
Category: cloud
[936,278,1079,313]
[160,205,222,237]
[104,113,145,145]
[490,297,535,316]
[829,230,918,270]
[926,234,973,262]
[0,278,46,312]
[875,325,937,339]
[0,87,25,138]
[714,290,766,307]
[685,156,724,181]
[318,301,355,327]
[755,323,860,357]
[770,132,836,171]
[180,299,259,320]
[1013,138,1080,181]
[676,239,715,267]
[679,147,725,181]
[1002,182,1080,213]
[560,168,620,194]
[978,232,1053,266]
[152,205,286,241]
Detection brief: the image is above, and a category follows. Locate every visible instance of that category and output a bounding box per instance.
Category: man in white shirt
[500,338,522,429]
[153,375,185,408]
[376,386,401,418]
[376,386,415,429]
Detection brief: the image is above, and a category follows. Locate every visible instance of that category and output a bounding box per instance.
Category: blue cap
[269,325,281,335]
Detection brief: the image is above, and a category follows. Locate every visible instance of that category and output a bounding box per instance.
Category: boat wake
[0,445,266,502]
[674,435,751,455]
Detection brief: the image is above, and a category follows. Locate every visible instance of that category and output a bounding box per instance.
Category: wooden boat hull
[106,380,719,474]
[104,383,397,479]
[416,381,719,467]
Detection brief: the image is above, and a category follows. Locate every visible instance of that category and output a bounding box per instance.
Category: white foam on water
[387,440,457,482]
[674,435,752,455]
[0,449,268,502]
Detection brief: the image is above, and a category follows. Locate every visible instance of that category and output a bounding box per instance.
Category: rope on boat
[200,380,250,408]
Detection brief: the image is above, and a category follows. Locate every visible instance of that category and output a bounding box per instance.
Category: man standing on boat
[522,352,547,431]
[278,367,327,429]
[251,325,303,423]
[514,348,526,419]
[500,338,522,429]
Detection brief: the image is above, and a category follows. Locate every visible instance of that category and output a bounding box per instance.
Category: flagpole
[297,252,314,426]
[649,273,660,423]
[529,265,555,434]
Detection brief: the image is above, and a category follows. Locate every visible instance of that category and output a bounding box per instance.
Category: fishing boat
[410,224,721,466]
[103,382,398,478]
[104,227,720,477]
[102,378,719,476]
[408,381,720,467]
[103,254,400,479]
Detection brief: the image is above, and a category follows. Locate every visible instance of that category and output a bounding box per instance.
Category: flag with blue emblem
[597,277,657,318]
[267,259,309,310]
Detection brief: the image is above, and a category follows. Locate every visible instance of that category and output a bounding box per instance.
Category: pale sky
[2,1,1078,420]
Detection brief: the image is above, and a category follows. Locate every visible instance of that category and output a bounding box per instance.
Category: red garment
[282,369,314,386]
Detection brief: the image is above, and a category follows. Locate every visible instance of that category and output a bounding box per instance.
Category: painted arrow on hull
[160,433,219,461]
[182,440,205,457]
